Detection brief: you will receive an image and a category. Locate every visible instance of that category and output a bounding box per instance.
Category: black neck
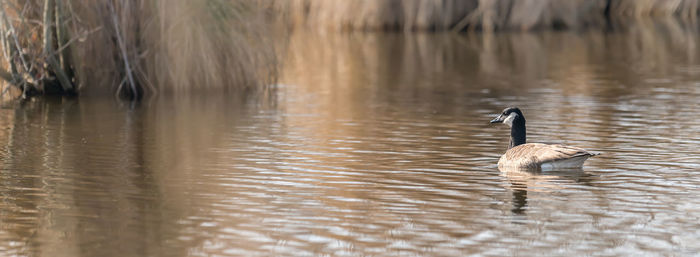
[508,118,526,149]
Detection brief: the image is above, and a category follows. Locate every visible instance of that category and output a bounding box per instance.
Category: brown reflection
[282,18,699,101]
[500,167,598,216]
[0,97,158,256]
[0,96,270,256]
[510,181,528,215]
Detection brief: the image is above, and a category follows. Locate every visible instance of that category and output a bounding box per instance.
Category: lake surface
[1,24,700,256]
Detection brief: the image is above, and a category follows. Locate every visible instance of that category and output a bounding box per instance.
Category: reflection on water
[501,168,599,215]
[2,22,700,256]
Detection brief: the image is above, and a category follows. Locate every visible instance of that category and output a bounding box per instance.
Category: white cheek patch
[503,113,517,127]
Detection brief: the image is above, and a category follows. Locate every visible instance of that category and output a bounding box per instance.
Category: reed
[274,0,700,31]
[0,0,277,99]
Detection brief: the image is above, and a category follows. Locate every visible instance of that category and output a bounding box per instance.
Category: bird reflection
[510,182,528,215]
[501,167,597,215]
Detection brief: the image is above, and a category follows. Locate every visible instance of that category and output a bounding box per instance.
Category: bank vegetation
[0,0,276,99]
[275,0,700,31]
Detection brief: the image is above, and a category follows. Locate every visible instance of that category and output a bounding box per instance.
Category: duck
[490,107,598,170]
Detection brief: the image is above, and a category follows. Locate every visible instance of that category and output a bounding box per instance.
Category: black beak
[490,114,504,124]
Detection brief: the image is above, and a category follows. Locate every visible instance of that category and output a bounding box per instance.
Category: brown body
[498,143,597,170]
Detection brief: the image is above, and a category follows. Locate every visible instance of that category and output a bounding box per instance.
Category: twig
[42,0,73,92]
[0,0,30,73]
[0,68,13,82]
[108,2,138,99]
[115,75,126,99]
[136,66,156,96]
[55,0,72,78]
[51,26,101,56]
[0,82,13,98]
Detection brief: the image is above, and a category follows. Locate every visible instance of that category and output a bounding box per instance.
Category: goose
[490,107,598,170]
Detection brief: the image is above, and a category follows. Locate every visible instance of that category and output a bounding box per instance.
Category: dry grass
[274,0,700,31]
[140,0,278,95]
[0,0,277,99]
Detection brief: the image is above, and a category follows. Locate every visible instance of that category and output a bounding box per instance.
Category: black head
[490,107,525,126]
[490,107,527,148]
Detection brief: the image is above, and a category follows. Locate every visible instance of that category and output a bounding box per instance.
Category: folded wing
[498,143,596,169]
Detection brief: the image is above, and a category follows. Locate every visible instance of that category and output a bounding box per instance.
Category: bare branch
[0,68,13,82]
[108,2,138,99]
[43,0,73,92]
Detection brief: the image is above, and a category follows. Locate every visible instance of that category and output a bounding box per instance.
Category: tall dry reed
[0,0,277,99]
[274,0,700,31]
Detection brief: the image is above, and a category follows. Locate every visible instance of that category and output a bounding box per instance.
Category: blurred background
[0,1,699,256]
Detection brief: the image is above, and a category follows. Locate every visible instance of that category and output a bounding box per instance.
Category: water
[1,25,700,256]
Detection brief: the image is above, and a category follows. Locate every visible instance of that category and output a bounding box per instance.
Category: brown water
[2,24,700,256]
